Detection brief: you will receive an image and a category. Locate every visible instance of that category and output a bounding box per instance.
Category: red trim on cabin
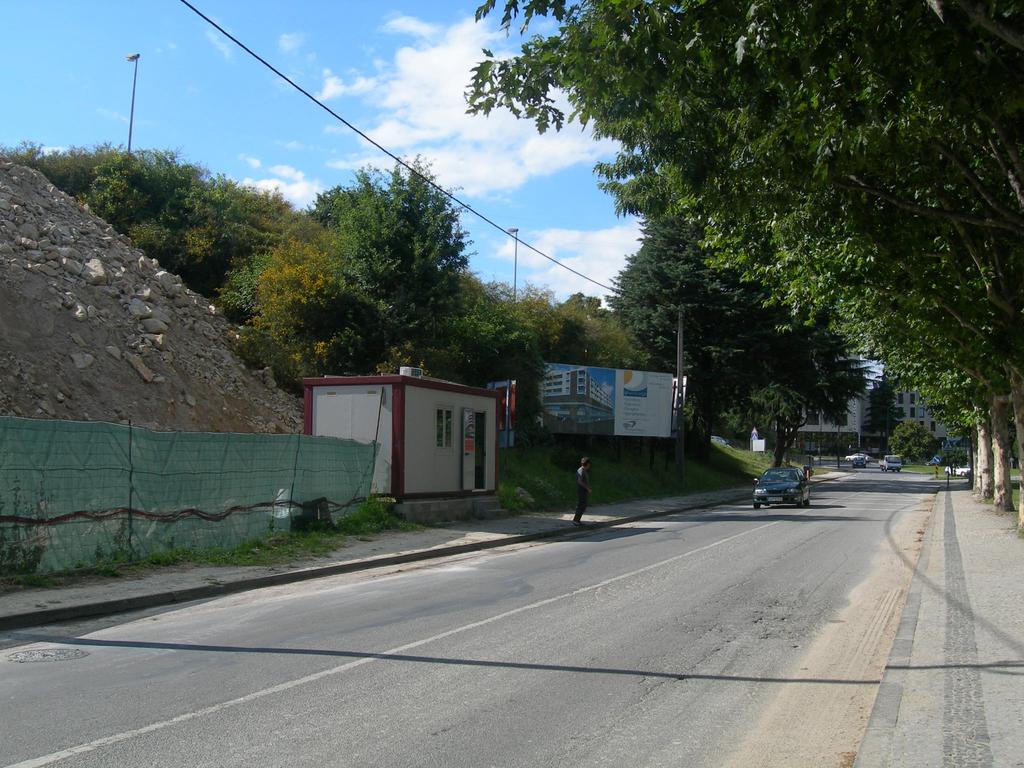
[493,409,500,495]
[392,382,405,498]
[302,384,313,435]
[303,375,500,401]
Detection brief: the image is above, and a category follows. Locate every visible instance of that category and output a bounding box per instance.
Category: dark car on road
[753,467,810,509]
[851,455,866,468]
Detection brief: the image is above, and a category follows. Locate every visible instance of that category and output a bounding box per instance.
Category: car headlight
[755,487,766,494]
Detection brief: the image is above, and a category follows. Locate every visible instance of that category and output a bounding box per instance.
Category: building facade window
[436,407,453,448]
[910,406,916,418]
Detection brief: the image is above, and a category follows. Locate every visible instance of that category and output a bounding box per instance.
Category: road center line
[6,519,780,768]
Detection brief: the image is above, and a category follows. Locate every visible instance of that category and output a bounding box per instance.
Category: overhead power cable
[177,0,617,294]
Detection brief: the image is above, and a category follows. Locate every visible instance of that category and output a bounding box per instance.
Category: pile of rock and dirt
[0,162,302,433]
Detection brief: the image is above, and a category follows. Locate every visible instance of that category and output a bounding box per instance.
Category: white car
[946,465,971,477]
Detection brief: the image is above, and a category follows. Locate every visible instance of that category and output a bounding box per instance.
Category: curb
[1,474,843,632]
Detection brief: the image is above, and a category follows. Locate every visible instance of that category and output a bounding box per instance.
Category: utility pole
[676,309,685,481]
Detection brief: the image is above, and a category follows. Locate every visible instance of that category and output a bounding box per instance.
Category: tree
[467,1,1024,525]
[311,162,469,352]
[612,216,865,464]
[240,237,387,384]
[612,217,771,458]
[889,421,939,463]
[864,378,903,454]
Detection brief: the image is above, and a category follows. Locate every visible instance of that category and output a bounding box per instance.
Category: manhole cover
[7,647,89,663]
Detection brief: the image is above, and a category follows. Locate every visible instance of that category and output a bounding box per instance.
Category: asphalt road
[1,470,939,768]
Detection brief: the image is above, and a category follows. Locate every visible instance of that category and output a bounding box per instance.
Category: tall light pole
[126,53,140,154]
[507,227,519,302]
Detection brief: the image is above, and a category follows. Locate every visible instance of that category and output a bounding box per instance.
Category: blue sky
[1,0,640,301]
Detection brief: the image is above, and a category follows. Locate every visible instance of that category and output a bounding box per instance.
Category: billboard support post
[676,309,685,481]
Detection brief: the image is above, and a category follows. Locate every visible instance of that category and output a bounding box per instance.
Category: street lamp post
[507,227,519,302]
[126,53,140,153]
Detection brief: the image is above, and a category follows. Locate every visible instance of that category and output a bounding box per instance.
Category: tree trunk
[1010,371,1024,530]
[975,410,993,499]
[772,421,787,467]
[991,395,1013,511]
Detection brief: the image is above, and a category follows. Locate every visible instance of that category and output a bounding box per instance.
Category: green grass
[902,464,941,476]
[497,442,772,512]
[0,496,419,590]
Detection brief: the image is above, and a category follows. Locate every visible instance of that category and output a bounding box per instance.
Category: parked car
[851,455,867,468]
[844,452,862,461]
[946,465,971,477]
[753,467,810,509]
[880,454,903,472]
[711,435,732,448]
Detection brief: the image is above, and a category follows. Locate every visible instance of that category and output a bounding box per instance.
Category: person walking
[573,457,591,526]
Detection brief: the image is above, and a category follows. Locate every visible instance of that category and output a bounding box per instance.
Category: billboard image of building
[542,364,616,434]
[542,363,674,437]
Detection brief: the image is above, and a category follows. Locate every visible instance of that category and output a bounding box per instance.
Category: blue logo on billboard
[622,371,648,398]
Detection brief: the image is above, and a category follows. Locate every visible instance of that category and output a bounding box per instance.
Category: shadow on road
[9,631,883,686]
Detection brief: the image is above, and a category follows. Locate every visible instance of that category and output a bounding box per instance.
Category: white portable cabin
[303,374,500,500]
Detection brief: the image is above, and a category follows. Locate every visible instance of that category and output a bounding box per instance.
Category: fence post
[127,419,135,560]
[287,433,302,530]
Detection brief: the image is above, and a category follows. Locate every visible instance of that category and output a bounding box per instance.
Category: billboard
[541,363,674,437]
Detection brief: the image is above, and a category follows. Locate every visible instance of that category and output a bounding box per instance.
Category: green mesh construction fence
[0,416,377,575]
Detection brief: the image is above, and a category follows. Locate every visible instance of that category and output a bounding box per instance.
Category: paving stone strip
[941,492,994,768]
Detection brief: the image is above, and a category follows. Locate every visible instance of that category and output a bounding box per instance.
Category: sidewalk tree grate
[6,647,89,663]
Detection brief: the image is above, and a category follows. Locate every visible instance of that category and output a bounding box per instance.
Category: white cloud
[239,154,261,169]
[497,220,643,300]
[279,32,305,53]
[316,68,378,100]
[320,17,612,197]
[242,166,324,208]
[382,15,441,39]
[268,164,305,181]
[97,108,128,124]
[205,30,232,59]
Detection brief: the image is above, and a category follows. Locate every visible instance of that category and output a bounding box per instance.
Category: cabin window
[436,408,453,448]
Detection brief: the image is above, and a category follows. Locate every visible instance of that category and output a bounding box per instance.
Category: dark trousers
[574,487,589,522]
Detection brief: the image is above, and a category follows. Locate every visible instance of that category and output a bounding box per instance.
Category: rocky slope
[0,162,302,433]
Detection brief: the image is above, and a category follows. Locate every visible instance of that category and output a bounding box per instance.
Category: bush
[336,496,410,536]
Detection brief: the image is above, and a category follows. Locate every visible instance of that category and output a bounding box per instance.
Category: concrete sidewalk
[3,477,823,631]
[856,488,1024,767]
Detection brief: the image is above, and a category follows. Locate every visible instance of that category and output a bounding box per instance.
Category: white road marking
[5,520,780,768]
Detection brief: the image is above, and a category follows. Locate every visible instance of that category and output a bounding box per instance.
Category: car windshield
[761,469,800,482]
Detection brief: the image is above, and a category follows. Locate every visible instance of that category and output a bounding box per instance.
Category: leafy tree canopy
[310,161,470,346]
[468,0,1024,442]
[889,420,939,463]
[612,216,866,464]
